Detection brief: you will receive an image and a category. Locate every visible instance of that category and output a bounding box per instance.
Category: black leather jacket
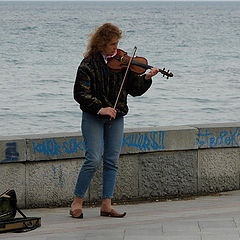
[73,52,152,117]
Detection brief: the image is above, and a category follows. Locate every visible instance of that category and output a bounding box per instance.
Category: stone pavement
[1,190,240,240]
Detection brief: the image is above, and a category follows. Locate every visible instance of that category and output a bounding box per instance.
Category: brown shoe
[70,209,83,218]
[100,209,126,218]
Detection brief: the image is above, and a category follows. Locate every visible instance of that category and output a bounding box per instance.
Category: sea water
[0,1,239,136]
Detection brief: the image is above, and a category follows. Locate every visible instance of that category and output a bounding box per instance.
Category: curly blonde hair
[84,23,122,58]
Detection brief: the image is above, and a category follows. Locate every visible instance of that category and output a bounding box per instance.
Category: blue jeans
[74,112,124,199]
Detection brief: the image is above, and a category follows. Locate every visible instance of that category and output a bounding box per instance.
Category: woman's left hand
[145,67,159,80]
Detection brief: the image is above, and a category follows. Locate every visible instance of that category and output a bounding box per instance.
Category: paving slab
[1,190,240,240]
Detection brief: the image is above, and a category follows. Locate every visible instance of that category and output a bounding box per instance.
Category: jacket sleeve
[73,64,102,114]
[127,71,152,97]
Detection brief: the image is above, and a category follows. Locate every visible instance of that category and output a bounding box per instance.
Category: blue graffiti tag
[32,138,85,157]
[31,131,166,157]
[122,131,165,151]
[196,128,240,148]
[4,142,20,162]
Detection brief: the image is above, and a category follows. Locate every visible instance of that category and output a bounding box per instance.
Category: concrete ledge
[0,163,26,207]
[139,150,198,198]
[198,148,240,193]
[192,122,240,148]
[0,122,239,208]
[25,159,84,208]
[0,136,27,163]
[0,126,199,163]
[26,132,85,161]
[122,126,198,153]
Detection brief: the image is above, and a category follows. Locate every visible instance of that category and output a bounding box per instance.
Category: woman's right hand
[98,107,117,119]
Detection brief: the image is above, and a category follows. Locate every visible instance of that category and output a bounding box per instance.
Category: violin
[107,48,173,79]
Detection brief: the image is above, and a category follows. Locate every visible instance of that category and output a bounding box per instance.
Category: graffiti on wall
[122,131,165,151]
[32,138,85,157]
[2,128,240,162]
[196,128,240,148]
[4,142,19,162]
[31,131,166,157]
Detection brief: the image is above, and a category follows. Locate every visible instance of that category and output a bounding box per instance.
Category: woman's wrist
[145,74,152,80]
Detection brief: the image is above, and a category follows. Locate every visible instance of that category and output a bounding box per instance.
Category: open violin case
[0,189,41,233]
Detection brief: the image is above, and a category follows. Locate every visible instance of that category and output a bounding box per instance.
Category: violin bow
[113,46,137,110]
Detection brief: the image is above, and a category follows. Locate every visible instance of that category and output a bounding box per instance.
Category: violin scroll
[160,68,173,79]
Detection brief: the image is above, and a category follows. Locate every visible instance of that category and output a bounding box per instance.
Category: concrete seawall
[1,122,240,208]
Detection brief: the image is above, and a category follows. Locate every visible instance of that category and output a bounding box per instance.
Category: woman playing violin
[71,22,159,218]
